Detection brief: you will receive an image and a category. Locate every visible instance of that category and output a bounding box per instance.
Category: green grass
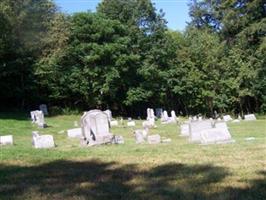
[0,112,265,200]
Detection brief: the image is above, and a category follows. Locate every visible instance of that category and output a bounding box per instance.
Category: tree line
[0,0,265,116]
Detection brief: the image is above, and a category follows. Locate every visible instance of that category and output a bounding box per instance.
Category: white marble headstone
[32,131,54,148]
[223,115,232,121]
[189,120,213,142]
[180,124,189,136]
[244,114,256,121]
[200,128,233,144]
[0,135,13,145]
[147,134,161,144]
[67,128,82,138]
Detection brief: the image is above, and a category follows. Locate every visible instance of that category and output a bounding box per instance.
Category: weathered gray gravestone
[39,104,48,115]
[155,108,163,118]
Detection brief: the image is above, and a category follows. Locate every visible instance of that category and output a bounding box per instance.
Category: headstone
[170,110,177,122]
[134,130,146,144]
[80,110,113,145]
[74,121,78,127]
[30,110,47,128]
[244,114,256,121]
[147,134,161,144]
[232,119,240,123]
[39,104,48,115]
[180,123,189,136]
[155,108,163,118]
[215,122,228,130]
[30,111,37,123]
[110,120,118,127]
[200,128,234,145]
[67,128,82,138]
[189,120,213,143]
[161,138,171,143]
[127,121,136,127]
[112,135,124,144]
[161,110,170,122]
[32,131,55,148]
[198,116,203,121]
[223,115,232,122]
[142,120,155,128]
[104,109,112,122]
[0,135,13,145]
[192,116,198,121]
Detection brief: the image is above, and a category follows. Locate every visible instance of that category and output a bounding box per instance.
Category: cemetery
[0,110,265,200]
[0,0,265,199]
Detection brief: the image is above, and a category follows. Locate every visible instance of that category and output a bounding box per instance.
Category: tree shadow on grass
[0,160,265,200]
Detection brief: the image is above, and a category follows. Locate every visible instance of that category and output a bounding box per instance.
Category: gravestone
[155,108,163,118]
[32,131,55,148]
[189,120,213,143]
[110,120,118,127]
[81,110,113,146]
[39,104,48,115]
[104,109,112,122]
[0,135,13,145]
[144,108,156,128]
[215,122,228,130]
[67,128,82,138]
[170,110,177,122]
[223,115,232,122]
[30,111,38,123]
[134,130,146,144]
[127,121,136,127]
[200,128,234,145]
[192,116,198,121]
[35,111,47,128]
[244,114,256,121]
[161,110,169,122]
[180,123,189,136]
[147,134,161,144]
[142,120,155,128]
[112,135,124,144]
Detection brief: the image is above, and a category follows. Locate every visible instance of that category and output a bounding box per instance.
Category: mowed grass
[0,113,265,200]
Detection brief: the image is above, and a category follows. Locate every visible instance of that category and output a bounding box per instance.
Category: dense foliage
[0,0,265,116]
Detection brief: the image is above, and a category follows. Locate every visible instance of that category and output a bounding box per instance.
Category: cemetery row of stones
[0,105,257,147]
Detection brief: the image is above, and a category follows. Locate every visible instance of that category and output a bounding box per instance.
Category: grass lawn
[0,112,265,200]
